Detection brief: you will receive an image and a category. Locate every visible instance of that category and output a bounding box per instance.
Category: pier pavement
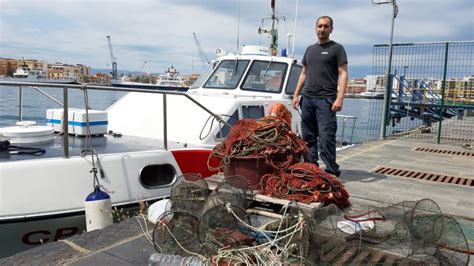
[1,136,473,264]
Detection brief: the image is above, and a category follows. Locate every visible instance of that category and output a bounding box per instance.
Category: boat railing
[1,81,358,156]
[0,81,227,158]
[336,115,357,146]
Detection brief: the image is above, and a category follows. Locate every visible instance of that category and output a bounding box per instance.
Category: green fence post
[437,42,449,144]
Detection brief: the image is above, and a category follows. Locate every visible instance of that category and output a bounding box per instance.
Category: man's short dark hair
[316,16,333,28]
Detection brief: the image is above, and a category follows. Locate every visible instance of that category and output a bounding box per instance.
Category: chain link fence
[366,41,474,145]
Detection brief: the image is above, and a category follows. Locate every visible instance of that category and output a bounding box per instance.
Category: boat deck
[0,133,195,162]
[1,136,473,264]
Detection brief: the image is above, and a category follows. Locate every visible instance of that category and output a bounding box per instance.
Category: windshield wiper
[263,59,273,78]
[233,57,239,74]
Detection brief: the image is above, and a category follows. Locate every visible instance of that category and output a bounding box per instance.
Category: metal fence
[367,41,474,145]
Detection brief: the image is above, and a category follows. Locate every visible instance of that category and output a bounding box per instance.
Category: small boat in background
[111,65,187,91]
[156,65,186,87]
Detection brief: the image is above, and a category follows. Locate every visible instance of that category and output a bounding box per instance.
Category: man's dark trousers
[300,95,340,177]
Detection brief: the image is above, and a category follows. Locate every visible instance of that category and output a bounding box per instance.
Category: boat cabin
[106,45,303,146]
[190,45,301,98]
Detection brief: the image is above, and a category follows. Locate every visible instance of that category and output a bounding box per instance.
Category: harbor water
[0,85,378,143]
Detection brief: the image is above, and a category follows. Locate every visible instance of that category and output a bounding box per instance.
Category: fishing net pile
[208,116,307,171]
[152,176,469,265]
[261,162,350,208]
[208,115,350,208]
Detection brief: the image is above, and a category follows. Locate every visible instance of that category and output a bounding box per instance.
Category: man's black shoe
[325,170,340,178]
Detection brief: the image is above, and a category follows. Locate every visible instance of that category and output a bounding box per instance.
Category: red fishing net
[207,116,350,208]
[261,162,350,208]
[208,116,307,171]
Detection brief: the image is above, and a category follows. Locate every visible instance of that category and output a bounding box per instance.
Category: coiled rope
[212,203,306,265]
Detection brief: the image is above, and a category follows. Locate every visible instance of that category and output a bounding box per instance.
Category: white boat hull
[0,148,185,258]
[0,211,86,257]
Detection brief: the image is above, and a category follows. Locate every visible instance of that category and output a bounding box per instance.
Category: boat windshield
[203,60,250,89]
[241,60,288,93]
[190,62,216,89]
[285,64,302,95]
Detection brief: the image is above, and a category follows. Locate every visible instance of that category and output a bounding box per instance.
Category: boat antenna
[236,0,240,53]
[291,0,299,58]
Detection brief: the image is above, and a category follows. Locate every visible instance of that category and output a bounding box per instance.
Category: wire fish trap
[298,199,470,265]
[195,176,255,256]
[209,203,310,265]
[152,211,204,257]
[169,174,209,217]
[197,203,252,257]
[430,215,471,265]
[303,203,350,264]
[265,203,313,264]
[207,175,255,210]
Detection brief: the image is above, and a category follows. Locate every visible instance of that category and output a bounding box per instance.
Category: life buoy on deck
[269,103,292,125]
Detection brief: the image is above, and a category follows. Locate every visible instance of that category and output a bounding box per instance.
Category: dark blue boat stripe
[47,119,108,126]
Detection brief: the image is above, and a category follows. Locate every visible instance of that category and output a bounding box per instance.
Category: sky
[1,0,473,78]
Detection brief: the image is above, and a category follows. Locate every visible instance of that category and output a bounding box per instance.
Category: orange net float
[268,103,292,126]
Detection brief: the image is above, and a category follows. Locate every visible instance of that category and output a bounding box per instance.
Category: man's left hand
[331,98,343,112]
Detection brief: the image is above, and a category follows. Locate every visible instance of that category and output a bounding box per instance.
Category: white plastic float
[0,121,54,144]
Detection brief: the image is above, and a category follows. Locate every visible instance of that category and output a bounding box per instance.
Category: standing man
[292,16,348,177]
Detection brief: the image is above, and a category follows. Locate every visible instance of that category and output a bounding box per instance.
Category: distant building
[184,73,200,86]
[89,73,110,84]
[2,57,94,82]
[0,58,18,77]
[21,59,39,70]
[75,64,91,76]
[48,64,66,79]
[346,78,366,94]
[437,76,474,101]
[466,75,474,87]
[365,75,385,92]
[47,62,91,81]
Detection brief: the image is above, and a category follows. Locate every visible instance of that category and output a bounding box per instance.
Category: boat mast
[258,0,279,56]
[270,0,278,55]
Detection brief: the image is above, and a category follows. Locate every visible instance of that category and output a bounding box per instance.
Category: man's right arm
[292,65,307,109]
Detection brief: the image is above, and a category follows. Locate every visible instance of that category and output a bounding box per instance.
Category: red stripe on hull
[171,149,218,178]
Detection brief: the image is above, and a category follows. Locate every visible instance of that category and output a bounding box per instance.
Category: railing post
[340,117,346,146]
[163,93,168,150]
[381,73,393,139]
[350,117,357,144]
[19,85,23,121]
[63,87,69,158]
[437,42,449,144]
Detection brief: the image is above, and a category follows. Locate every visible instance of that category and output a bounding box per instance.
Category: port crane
[106,36,118,80]
[192,32,210,69]
[139,61,147,73]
